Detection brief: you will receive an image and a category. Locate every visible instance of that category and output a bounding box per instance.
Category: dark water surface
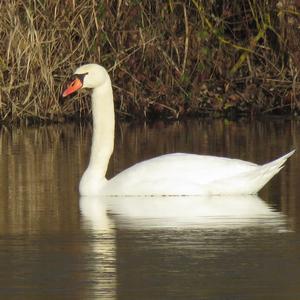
[0,119,300,300]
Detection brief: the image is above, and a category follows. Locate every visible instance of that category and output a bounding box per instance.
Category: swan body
[62,64,295,196]
[99,151,294,196]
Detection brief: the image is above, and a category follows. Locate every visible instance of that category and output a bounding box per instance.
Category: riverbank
[1,1,299,123]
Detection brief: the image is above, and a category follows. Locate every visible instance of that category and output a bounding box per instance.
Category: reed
[0,0,299,123]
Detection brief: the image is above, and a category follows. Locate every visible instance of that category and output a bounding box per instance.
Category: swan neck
[88,77,115,178]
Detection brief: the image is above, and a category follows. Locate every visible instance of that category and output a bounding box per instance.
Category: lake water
[0,118,300,299]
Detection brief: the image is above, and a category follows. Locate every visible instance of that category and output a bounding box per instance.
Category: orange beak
[62,78,83,97]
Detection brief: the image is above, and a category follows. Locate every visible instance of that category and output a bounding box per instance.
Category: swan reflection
[80,194,287,230]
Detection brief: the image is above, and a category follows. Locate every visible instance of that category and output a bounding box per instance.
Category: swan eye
[76,72,88,83]
[68,72,88,86]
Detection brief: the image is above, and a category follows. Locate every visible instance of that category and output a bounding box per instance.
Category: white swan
[62,63,295,196]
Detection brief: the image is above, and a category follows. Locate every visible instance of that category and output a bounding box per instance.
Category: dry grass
[0,0,300,123]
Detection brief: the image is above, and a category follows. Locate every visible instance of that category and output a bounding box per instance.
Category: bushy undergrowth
[0,0,300,122]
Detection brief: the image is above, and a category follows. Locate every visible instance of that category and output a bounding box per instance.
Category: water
[0,118,300,299]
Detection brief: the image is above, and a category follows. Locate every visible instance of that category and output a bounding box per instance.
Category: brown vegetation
[1,0,300,123]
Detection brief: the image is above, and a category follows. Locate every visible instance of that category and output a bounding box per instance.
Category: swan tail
[260,149,295,170]
[211,150,295,195]
[253,149,296,192]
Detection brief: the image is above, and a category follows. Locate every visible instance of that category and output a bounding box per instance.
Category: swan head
[62,63,109,97]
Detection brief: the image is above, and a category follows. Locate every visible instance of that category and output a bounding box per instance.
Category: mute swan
[62,63,295,196]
